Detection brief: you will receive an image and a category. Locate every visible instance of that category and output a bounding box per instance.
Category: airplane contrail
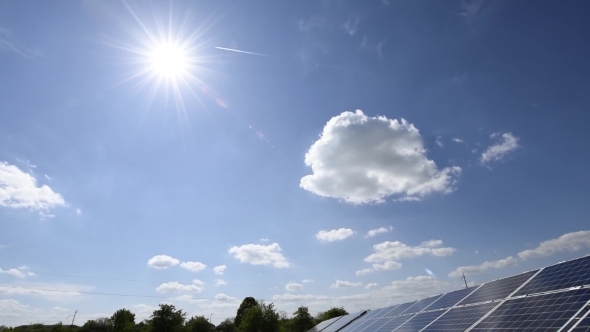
[215,47,268,57]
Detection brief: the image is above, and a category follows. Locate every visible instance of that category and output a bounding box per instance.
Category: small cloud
[341,17,360,36]
[215,293,237,301]
[156,280,204,293]
[147,255,180,270]
[75,208,82,215]
[0,266,36,278]
[213,265,227,275]
[365,283,378,289]
[436,136,444,147]
[228,243,289,268]
[331,280,362,288]
[372,261,402,271]
[452,138,465,143]
[302,279,314,283]
[394,196,422,202]
[377,39,386,58]
[298,16,327,32]
[260,238,270,242]
[285,281,304,292]
[518,230,590,260]
[356,268,374,276]
[448,256,518,278]
[180,261,207,272]
[316,228,355,242]
[44,174,51,181]
[474,250,479,254]
[215,279,227,286]
[365,226,393,238]
[481,133,520,164]
[451,73,469,83]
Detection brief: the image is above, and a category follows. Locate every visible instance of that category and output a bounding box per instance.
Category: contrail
[215,47,268,57]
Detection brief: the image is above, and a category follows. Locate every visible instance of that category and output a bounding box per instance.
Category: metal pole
[70,310,78,328]
[462,273,468,289]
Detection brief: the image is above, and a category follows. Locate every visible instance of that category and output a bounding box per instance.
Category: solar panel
[321,311,365,332]
[422,302,497,331]
[459,270,538,306]
[384,301,416,317]
[393,311,444,332]
[307,316,343,332]
[426,287,477,311]
[402,294,442,314]
[339,308,393,332]
[470,288,590,331]
[351,317,391,332]
[514,255,590,296]
[572,315,590,331]
[370,315,412,332]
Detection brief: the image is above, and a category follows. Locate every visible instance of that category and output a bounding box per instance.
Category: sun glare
[149,42,189,78]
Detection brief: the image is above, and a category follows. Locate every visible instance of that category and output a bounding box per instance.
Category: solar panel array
[308,254,590,332]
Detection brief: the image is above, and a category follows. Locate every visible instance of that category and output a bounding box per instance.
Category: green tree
[239,302,279,332]
[51,322,67,332]
[185,315,214,332]
[235,297,257,328]
[135,320,151,332]
[290,307,314,332]
[216,318,235,332]
[111,309,136,332]
[150,304,186,332]
[321,308,347,322]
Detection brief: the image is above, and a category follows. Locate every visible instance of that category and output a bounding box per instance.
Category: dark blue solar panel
[470,288,590,331]
[572,315,590,332]
[515,255,590,296]
[321,311,365,332]
[426,287,477,311]
[308,316,342,332]
[460,270,537,305]
[339,307,394,332]
[393,311,444,332]
[370,315,412,332]
[353,317,392,332]
[403,294,443,314]
[384,301,416,317]
[422,302,496,331]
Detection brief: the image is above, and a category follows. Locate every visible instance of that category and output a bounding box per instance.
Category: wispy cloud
[481,133,519,164]
[448,256,518,277]
[377,39,386,58]
[365,226,393,238]
[298,16,328,33]
[341,17,360,36]
[0,28,40,58]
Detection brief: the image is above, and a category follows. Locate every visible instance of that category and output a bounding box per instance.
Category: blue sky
[1,0,590,326]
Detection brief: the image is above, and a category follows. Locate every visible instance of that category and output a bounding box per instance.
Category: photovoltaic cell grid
[393,311,444,332]
[385,301,417,317]
[515,255,590,296]
[459,270,538,306]
[339,308,390,332]
[426,287,477,311]
[470,288,590,331]
[403,294,442,314]
[322,311,366,332]
[371,315,412,332]
[308,316,342,332]
[422,302,497,331]
[572,315,590,331]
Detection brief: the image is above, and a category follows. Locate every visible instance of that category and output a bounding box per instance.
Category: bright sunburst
[148,42,189,79]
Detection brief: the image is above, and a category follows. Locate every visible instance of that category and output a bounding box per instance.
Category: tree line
[0,297,348,332]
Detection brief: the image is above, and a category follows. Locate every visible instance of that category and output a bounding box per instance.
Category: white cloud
[213,265,227,275]
[331,280,362,288]
[0,161,66,211]
[365,226,393,238]
[377,39,386,58]
[365,283,378,289]
[300,110,462,204]
[316,228,355,242]
[481,133,519,164]
[518,230,590,260]
[448,256,518,278]
[272,294,323,301]
[286,281,304,292]
[147,255,180,269]
[356,268,374,276]
[474,250,479,254]
[155,280,204,293]
[75,208,82,215]
[44,174,51,181]
[180,261,207,272]
[0,266,35,278]
[452,138,465,143]
[215,279,227,286]
[435,136,444,147]
[0,282,94,301]
[365,240,456,264]
[215,293,238,301]
[372,261,402,271]
[302,279,314,283]
[342,17,360,36]
[395,196,422,202]
[260,238,270,242]
[228,243,289,268]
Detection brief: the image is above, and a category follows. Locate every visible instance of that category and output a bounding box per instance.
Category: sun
[148,42,189,79]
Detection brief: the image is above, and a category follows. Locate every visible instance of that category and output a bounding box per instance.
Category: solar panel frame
[572,313,590,332]
[425,286,478,311]
[459,270,538,306]
[392,311,444,332]
[402,294,443,314]
[514,255,590,296]
[422,302,497,332]
[383,301,417,317]
[369,315,412,332]
[341,307,394,332]
[469,288,590,332]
